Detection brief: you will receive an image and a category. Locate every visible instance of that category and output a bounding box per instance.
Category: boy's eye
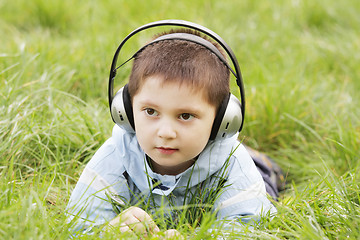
[179,113,194,121]
[145,108,158,116]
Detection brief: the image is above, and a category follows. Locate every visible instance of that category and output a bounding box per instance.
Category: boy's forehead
[139,76,213,104]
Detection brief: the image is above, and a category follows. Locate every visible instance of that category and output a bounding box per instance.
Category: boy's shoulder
[230,141,253,160]
[214,139,263,182]
[211,136,254,166]
[194,135,252,175]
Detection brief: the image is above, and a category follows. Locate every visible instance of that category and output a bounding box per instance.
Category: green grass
[1,0,359,239]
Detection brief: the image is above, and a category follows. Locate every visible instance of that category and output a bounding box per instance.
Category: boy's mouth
[156,147,178,155]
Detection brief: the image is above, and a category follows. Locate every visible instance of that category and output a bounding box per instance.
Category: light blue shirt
[66,125,276,232]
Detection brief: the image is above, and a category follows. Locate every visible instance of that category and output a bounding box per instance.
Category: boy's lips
[156,147,178,155]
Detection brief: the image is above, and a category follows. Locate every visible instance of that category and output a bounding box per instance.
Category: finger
[164,229,184,240]
[126,218,155,237]
[111,206,160,236]
[130,207,150,221]
[119,214,149,237]
[128,207,160,234]
[118,223,131,233]
[114,207,142,227]
[133,214,160,233]
[108,208,134,227]
[117,224,138,239]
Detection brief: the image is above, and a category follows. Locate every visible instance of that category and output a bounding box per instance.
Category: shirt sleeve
[214,144,277,226]
[65,138,130,233]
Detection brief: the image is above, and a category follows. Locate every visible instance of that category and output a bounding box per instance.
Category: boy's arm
[214,144,276,228]
[66,138,130,233]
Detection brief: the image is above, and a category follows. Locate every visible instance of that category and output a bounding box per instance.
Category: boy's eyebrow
[175,106,203,114]
[137,99,204,114]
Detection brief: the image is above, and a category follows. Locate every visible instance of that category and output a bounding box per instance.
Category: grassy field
[1,0,359,239]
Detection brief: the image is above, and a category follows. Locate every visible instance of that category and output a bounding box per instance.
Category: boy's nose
[157,121,177,139]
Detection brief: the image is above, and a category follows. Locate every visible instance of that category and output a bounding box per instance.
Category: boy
[66,22,279,237]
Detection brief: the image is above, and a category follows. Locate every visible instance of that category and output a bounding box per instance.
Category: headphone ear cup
[111,84,135,133]
[209,93,242,141]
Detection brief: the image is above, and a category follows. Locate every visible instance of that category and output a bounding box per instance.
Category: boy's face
[132,76,217,175]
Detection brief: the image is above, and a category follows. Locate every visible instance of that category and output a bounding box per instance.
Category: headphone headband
[109,19,245,132]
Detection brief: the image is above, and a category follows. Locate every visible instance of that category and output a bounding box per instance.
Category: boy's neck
[146,155,195,176]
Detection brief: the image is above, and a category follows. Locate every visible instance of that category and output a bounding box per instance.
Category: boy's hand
[108,206,160,237]
[163,229,184,239]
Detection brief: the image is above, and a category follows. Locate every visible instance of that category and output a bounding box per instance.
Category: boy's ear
[210,93,242,141]
[111,84,136,133]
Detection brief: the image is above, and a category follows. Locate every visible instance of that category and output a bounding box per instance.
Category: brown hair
[128,29,230,109]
